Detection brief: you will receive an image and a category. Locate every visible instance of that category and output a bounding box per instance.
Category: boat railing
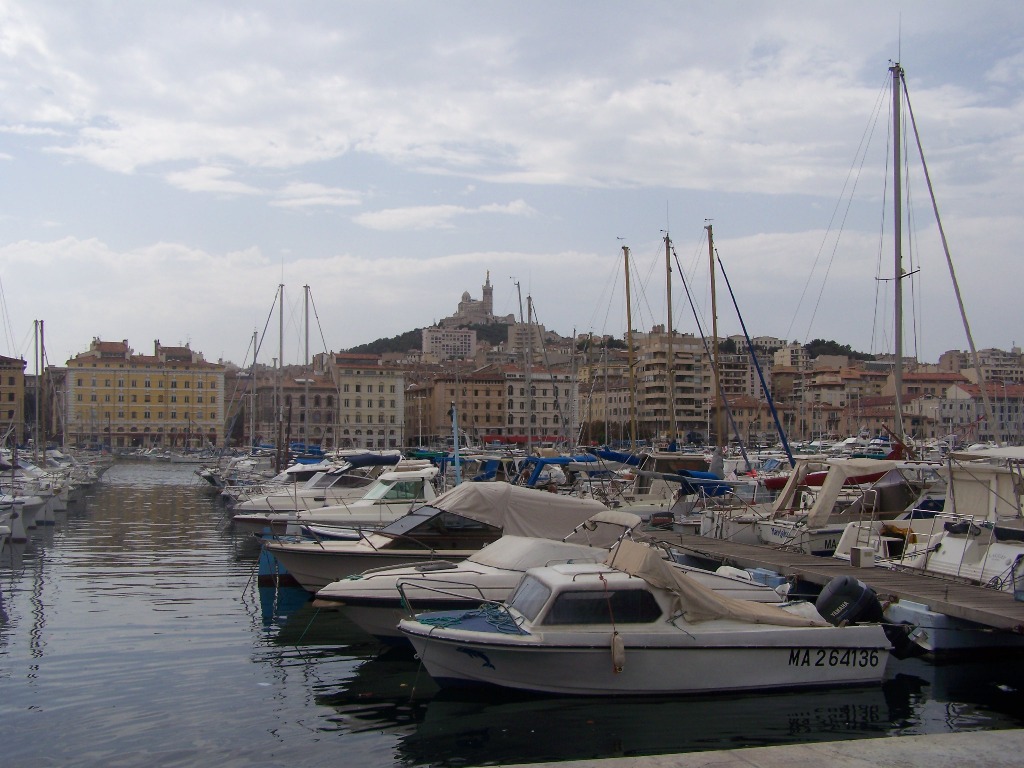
[355,559,462,579]
[850,508,994,571]
[396,578,494,613]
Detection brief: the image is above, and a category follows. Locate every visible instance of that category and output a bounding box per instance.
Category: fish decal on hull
[457,646,495,669]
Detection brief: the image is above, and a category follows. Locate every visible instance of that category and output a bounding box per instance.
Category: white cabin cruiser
[315,511,787,644]
[262,481,609,592]
[233,464,439,537]
[400,538,891,695]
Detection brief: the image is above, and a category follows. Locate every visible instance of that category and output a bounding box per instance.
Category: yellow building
[0,354,27,445]
[63,339,226,449]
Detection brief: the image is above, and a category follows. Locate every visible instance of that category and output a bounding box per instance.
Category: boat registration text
[788,648,881,668]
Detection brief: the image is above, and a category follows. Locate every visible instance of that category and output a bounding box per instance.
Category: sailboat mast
[902,67,998,443]
[303,284,311,451]
[665,234,676,446]
[706,224,722,446]
[276,283,284,471]
[33,320,40,460]
[891,63,907,441]
[40,319,47,450]
[250,331,257,450]
[623,245,638,450]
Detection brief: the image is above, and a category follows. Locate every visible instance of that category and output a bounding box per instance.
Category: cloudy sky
[1,1,1022,370]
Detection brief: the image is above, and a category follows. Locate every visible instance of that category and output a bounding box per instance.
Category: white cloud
[271,182,362,209]
[165,165,263,195]
[0,2,1020,366]
[353,200,538,231]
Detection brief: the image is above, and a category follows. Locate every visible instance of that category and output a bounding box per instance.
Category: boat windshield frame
[506,575,551,622]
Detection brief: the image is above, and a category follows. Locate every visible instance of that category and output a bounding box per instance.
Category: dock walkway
[498,729,1024,768]
[650,531,1024,633]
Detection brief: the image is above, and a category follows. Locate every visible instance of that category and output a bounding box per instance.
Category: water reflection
[3,461,1022,768]
[252,579,1024,768]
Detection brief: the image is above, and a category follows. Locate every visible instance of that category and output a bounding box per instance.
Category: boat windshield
[506,575,551,622]
[543,588,661,625]
[362,479,426,501]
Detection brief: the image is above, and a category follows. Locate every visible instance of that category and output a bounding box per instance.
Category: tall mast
[250,331,257,450]
[623,245,638,450]
[665,233,676,446]
[514,281,532,455]
[891,63,906,441]
[902,64,997,443]
[276,283,284,471]
[33,320,40,460]
[303,284,310,450]
[40,320,47,450]
[706,224,722,446]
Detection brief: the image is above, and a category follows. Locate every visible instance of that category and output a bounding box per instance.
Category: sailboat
[822,64,1024,654]
[697,64,965,556]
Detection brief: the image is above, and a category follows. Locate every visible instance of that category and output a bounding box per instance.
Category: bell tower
[482,271,493,319]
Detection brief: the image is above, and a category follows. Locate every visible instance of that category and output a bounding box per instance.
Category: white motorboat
[315,513,788,644]
[226,452,410,511]
[832,446,1024,655]
[261,481,611,592]
[232,463,437,535]
[400,538,891,695]
[700,457,939,556]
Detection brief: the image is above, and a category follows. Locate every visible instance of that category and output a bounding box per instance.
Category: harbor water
[3,461,1024,767]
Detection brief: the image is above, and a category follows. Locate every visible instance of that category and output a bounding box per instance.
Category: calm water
[2,461,1024,767]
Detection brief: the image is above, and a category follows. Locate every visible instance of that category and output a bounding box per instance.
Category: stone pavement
[496,729,1024,768]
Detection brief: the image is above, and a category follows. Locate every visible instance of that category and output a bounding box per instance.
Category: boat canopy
[467,534,607,570]
[606,539,826,628]
[948,446,1024,462]
[336,452,403,470]
[423,481,608,540]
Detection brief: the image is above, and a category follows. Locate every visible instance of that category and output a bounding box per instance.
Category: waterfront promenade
[500,729,1024,768]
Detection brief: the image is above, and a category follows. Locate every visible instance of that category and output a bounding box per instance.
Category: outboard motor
[815,575,884,627]
[816,575,922,658]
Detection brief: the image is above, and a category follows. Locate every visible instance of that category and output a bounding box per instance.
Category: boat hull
[264,544,474,591]
[401,618,889,695]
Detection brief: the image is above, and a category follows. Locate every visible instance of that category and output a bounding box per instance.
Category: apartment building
[63,339,225,449]
[0,354,27,445]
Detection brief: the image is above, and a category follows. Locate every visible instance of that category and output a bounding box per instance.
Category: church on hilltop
[438,272,516,328]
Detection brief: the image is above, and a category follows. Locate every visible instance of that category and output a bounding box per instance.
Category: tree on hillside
[804,339,874,361]
[348,329,423,355]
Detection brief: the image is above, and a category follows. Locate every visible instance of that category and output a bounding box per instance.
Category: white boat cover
[468,535,607,570]
[428,482,610,540]
[801,458,898,529]
[606,539,827,627]
[948,446,1024,462]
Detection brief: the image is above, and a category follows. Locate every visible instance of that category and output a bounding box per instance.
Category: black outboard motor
[815,575,884,626]
[816,575,922,658]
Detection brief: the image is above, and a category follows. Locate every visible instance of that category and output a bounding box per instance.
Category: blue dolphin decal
[456,646,495,669]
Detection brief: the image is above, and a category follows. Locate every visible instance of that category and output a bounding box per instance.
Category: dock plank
[651,532,1024,633]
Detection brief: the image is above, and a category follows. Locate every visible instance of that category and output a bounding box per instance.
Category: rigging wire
[0,273,15,355]
[794,71,891,348]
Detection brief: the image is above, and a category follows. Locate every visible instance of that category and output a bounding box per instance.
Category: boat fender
[611,631,625,673]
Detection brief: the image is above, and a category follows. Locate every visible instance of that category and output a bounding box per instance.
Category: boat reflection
[253,585,1024,767]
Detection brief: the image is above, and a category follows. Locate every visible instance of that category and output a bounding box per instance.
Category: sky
[1,1,1022,370]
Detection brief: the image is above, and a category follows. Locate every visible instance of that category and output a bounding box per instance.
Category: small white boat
[400,538,891,695]
[232,464,438,536]
[315,521,787,644]
[262,481,611,592]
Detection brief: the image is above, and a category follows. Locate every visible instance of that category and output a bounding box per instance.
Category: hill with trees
[804,338,875,361]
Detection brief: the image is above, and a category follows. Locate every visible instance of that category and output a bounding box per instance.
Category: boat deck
[650,531,1024,633]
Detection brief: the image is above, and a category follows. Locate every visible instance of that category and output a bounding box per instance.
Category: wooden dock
[650,531,1024,634]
